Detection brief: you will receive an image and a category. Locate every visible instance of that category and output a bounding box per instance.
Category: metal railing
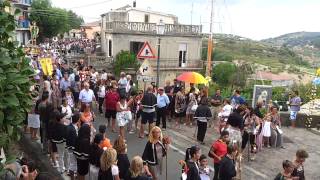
[148,58,203,69]
[17,19,30,29]
[11,0,32,6]
[105,21,202,36]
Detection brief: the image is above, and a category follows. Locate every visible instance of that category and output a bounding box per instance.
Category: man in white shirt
[101,69,108,81]
[78,82,96,111]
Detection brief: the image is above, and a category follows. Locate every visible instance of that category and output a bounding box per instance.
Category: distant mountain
[202,33,309,74]
[261,32,320,65]
[262,31,320,48]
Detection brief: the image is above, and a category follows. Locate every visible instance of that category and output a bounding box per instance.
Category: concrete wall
[127,10,175,24]
[108,33,202,61]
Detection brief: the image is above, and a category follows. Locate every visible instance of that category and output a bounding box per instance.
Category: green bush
[0,1,34,170]
[114,50,140,76]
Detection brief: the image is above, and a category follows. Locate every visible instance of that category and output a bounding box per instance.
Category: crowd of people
[2,51,309,180]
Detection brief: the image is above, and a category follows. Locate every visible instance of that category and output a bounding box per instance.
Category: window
[130,41,144,55]
[108,39,112,57]
[178,44,187,67]
[144,14,149,23]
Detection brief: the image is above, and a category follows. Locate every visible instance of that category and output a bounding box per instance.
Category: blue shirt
[230,95,245,108]
[157,93,170,108]
[60,79,71,91]
[56,69,63,80]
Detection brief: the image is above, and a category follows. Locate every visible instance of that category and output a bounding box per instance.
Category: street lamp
[156,19,165,87]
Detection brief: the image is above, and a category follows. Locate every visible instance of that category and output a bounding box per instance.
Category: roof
[251,71,293,81]
[101,5,177,18]
[81,21,100,27]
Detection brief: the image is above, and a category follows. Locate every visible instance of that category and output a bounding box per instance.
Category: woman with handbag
[116,95,131,138]
[194,97,212,145]
[185,89,197,127]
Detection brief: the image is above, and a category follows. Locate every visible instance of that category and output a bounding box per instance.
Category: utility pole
[206,0,214,77]
[191,2,194,25]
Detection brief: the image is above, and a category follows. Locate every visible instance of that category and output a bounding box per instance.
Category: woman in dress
[98,148,120,180]
[142,126,167,180]
[185,88,197,126]
[116,96,131,137]
[185,145,201,180]
[270,106,284,148]
[175,87,186,128]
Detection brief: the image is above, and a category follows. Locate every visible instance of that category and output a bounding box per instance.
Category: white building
[100,4,203,85]
[10,0,32,46]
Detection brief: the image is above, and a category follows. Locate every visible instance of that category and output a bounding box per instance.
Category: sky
[51,0,320,40]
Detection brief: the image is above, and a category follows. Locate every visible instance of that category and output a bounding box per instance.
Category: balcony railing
[105,21,202,36]
[17,19,30,29]
[148,58,203,69]
[11,0,32,6]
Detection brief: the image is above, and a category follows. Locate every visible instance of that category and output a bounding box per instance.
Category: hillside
[202,33,311,74]
[262,32,320,65]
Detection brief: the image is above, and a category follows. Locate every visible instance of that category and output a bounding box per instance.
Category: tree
[114,50,140,76]
[29,0,83,41]
[212,63,237,87]
[0,0,34,170]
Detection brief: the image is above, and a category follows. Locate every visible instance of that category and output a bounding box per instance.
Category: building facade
[100,5,203,85]
[10,0,32,46]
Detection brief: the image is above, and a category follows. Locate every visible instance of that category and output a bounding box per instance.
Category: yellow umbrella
[176,72,208,84]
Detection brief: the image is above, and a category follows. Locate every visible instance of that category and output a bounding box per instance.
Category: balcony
[11,0,32,7]
[148,58,203,70]
[105,21,202,36]
[17,19,30,30]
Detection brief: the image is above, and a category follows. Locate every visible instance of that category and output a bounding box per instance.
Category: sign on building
[252,85,272,108]
[137,41,156,59]
[137,59,156,82]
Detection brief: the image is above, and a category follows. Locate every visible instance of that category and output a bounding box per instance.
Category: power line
[68,0,112,9]
[27,10,100,20]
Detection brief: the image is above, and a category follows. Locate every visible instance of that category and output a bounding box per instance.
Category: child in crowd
[262,115,272,148]
[61,98,72,125]
[98,125,113,150]
[274,160,295,180]
[65,88,75,110]
[199,155,211,180]
[292,149,309,180]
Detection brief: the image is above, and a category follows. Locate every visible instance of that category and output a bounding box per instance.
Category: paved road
[59,109,320,180]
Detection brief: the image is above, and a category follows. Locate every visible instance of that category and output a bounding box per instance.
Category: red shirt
[105,91,120,110]
[212,139,227,163]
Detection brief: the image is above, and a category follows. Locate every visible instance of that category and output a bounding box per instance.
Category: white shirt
[79,89,95,103]
[61,105,72,119]
[98,85,106,98]
[101,73,108,80]
[111,165,119,175]
[218,104,233,121]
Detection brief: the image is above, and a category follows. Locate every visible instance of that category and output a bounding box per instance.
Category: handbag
[191,101,198,112]
[276,125,283,134]
[124,111,132,121]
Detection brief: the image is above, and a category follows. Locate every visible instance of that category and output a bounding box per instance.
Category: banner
[39,58,53,76]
